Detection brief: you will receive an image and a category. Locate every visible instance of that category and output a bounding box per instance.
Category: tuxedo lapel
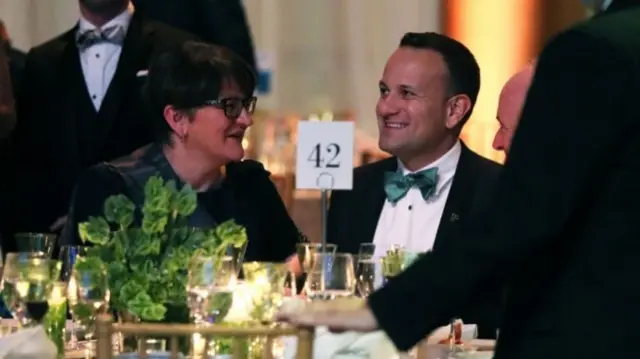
[352,158,396,253]
[432,143,479,251]
[92,15,153,155]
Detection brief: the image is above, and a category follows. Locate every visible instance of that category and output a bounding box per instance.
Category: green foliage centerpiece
[77,175,248,322]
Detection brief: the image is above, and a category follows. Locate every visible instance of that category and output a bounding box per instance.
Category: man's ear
[444,94,472,129]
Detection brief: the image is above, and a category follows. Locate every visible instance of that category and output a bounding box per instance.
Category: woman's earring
[180,132,189,143]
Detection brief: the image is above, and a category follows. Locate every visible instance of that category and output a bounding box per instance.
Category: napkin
[0,325,57,359]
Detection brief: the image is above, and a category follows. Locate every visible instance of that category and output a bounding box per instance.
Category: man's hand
[276,297,380,333]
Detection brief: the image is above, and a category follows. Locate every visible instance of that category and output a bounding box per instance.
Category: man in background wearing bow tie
[3,0,196,250]
[326,32,502,339]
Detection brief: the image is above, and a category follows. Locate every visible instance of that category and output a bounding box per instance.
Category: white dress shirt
[77,8,133,111]
[372,141,462,257]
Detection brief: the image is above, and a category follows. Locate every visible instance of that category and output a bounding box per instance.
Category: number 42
[308,143,341,168]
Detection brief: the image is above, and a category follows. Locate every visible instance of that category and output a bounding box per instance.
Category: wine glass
[68,257,109,343]
[187,256,236,324]
[306,253,356,301]
[12,258,62,326]
[14,233,57,258]
[1,252,49,325]
[357,243,376,261]
[59,245,88,347]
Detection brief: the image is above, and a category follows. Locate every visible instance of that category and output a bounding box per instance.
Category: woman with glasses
[61,41,305,265]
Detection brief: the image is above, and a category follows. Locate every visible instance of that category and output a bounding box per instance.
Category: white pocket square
[136,69,149,77]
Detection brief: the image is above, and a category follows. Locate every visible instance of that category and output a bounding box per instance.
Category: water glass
[68,258,110,341]
[295,243,337,273]
[187,256,236,324]
[306,253,356,301]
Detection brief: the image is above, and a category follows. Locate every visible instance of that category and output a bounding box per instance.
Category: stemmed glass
[59,245,88,347]
[306,252,356,301]
[67,255,110,344]
[12,257,63,326]
[355,243,377,298]
[187,256,236,324]
[1,252,49,325]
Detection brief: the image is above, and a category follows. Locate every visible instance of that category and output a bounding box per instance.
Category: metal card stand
[317,173,334,295]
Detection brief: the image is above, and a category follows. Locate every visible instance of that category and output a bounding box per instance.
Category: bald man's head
[493,64,535,154]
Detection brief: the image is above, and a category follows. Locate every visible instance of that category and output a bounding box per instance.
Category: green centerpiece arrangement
[76,175,248,323]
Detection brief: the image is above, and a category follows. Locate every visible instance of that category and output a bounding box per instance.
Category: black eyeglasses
[202,96,257,119]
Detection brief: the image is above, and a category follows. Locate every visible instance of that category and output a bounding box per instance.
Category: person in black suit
[63,41,303,265]
[327,32,502,339]
[6,0,197,251]
[131,0,256,71]
[279,1,640,358]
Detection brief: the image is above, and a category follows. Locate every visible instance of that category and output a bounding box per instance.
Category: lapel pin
[450,213,460,222]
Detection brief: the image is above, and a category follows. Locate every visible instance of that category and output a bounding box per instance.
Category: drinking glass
[242,262,289,323]
[14,233,57,257]
[12,258,62,326]
[59,245,89,347]
[1,252,49,325]
[68,257,110,342]
[187,256,236,324]
[357,243,376,261]
[295,243,337,273]
[306,253,356,301]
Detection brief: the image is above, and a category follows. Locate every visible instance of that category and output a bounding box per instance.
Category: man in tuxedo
[6,0,196,249]
[131,0,256,70]
[326,32,502,338]
[279,1,640,358]
[492,63,535,154]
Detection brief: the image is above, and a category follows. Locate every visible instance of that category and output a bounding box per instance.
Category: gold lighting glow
[444,0,539,163]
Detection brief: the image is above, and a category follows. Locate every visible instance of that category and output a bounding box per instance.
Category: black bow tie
[75,25,126,51]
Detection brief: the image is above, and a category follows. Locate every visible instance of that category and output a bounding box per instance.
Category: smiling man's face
[376,47,451,163]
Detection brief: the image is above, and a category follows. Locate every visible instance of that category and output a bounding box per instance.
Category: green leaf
[78,216,110,245]
[103,194,135,227]
[175,184,197,216]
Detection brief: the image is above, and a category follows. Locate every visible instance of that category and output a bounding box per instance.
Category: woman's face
[183,88,254,165]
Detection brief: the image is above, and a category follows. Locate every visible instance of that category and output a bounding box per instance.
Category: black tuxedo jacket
[368,2,640,358]
[131,0,256,70]
[5,15,197,247]
[328,142,502,338]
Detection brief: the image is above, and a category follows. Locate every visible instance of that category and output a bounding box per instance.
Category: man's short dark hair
[399,32,480,126]
[144,41,256,145]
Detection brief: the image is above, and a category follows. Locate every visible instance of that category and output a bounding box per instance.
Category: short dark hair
[144,41,256,145]
[399,32,480,125]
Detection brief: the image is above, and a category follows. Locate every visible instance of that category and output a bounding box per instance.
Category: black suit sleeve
[195,0,256,70]
[61,166,126,246]
[367,30,637,350]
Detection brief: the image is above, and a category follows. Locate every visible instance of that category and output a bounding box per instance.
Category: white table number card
[296,121,354,190]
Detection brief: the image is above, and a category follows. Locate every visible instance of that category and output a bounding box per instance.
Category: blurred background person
[131,0,256,70]
[493,63,535,155]
[5,0,196,252]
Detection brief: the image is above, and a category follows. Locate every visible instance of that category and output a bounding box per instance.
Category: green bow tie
[384,167,439,204]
